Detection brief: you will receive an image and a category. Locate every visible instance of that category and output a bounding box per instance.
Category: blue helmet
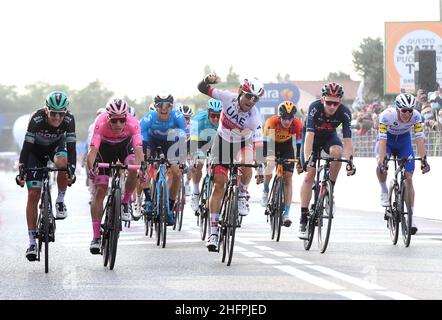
[207,98,223,112]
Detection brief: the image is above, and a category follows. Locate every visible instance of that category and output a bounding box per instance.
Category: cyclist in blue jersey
[298,82,356,239]
[189,98,222,211]
[139,92,186,225]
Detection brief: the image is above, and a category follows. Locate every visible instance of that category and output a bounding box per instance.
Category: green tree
[352,37,384,101]
[325,71,351,81]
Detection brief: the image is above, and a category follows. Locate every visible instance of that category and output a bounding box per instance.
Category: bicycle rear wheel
[388,184,400,245]
[109,188,121,270]
[317,181,333,253]
[275,178,284,242]
[400,181,413,247]
[226,186,239,266]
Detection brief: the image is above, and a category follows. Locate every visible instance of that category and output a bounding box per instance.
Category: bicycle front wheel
[109,188,121,270]
[304,210,315,251]
[388,184,400,245]
[275,178,284,242]
[42,191,50,273]
[318,181,333,253]
[159,182,168,248]
[400,181,413,247]
[176,178,185,231]
[226,186,239,266]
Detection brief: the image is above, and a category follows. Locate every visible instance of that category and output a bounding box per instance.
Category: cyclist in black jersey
[16,91,76,261]
[298,83,356,239]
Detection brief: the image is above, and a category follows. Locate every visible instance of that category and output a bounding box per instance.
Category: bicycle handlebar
[16,167,69,188]
[97,162,141,171]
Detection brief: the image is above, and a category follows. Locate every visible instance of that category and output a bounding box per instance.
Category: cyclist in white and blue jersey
[375,93,430,235]
[189,98,222,211]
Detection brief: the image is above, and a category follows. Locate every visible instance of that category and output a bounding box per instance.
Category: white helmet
[177,104,193,117]
[240,78,265,97]
[128,106,136,117]
[395,93,416,110]
[106,98,128,117]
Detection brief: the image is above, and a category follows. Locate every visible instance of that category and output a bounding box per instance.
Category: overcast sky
[0,0,439,100]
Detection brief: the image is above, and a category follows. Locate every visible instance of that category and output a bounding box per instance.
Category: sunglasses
[400,108,413,114]
[48,110,66,117]
[109,117,127,124]
[243,92,260,103]
[281,115,294,121]
[155,102,173,108]
[209,113,221,119]
[325,101,340,107]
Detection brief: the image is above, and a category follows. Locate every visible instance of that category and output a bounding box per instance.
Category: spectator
[438,109,442,129]
[428,90,441,113]
[356,104,374,135]
[421,105,439,131]
[416,89,427,113]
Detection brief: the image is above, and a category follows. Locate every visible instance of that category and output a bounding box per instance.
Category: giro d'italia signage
[385,21,442,94]
[256,83,300,115]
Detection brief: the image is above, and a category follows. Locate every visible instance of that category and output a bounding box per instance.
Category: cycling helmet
[207,98,223,112]
[128,106,136,117]
[395,93,416,109]
[96,107,106,115]
[148,103,156,112]
[321,82,344,98]
[240,78,265,97]
[154,92,174,105]
[106,98,128,117]
[278,101,297,118]
[46,91,69,110]
[177,104,193,117]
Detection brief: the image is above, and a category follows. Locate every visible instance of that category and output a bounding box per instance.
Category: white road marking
[307,265,385,290]
[335,291,375,300]
[375,291,416,300]
[255,258,281,265]
[274,265,345,290]
[285,258,313,265]
[238,251,264,258]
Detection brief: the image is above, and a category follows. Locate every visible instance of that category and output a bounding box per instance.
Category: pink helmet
[240,78,265,97]
[106,98,128,117]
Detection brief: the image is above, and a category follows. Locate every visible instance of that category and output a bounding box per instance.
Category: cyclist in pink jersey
[86,98,145,254]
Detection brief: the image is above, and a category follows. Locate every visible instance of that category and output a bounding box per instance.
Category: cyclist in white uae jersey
[375,93,430,235]
[198,72,265,252]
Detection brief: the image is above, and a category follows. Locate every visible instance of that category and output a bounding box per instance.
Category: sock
[92,219,101,239]
[210,213,220,235]
[300,207,309,223]
[263,183,269,193]
[285,204,290,216]
[193,183,200,194]
[56,190,66,203]
[28,230,37,246]
[239,182,249,195]
[380,181,388,193]
[143,188,151,201]
[122,191,132,204]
